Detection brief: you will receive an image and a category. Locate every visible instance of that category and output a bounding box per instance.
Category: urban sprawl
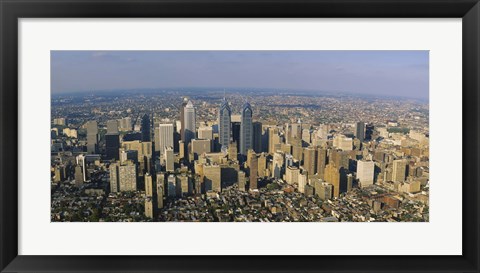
[51,90,429,222]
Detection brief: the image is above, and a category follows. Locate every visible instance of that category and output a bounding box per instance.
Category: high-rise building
[356,122,365,142]
[238,170,246,191]
[285,166,300,185]
[268,127,280,154]
[317,148,327,180]
[191,139,211,159]
[333,135,353,151]
[252,121,262,153]
[157,123,174,155]
[109,162,119,192]
[106,120,119,134]
[228,142,238,161]
[144,198,154,219]
[365,123,374,141]
[141,114,151,142]
[314,180,333,201]
[145,173,153,196]
[231,122,241,151]
[218,98,231,149]
[392,159,407,182]
[75,165,84,187]
[180,99,188,141]
[303,147,317,176]
[184,100,196,150]
[357,160,375,187]
[105,133,120,160]
[204,164,221,192]
[86,121,98,154]
[164,146,174,172]
[118,117,132,131]
[198,126,213,140]
[272,151,284,179]
[240,102,253,156]
[298,172,308,193]
[118,161,137,192]
[248,152,258,190]
[156,173,164,209]
[257,153,267,177]
[167,174,176,197]
[324,163,348,198]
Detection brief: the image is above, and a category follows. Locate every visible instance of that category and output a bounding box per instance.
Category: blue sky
[51,50,429,99]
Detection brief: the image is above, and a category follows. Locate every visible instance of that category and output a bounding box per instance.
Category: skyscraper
[164,146,174,172]
[252,121,262,153]
[158,123,174,156]
[86,120,98,154]
[109,162,119,192]
[218,98,231,149]
[392,159,407,182]
[141,114,151,142]
[240,102,253,156]
[357,160,375,187]
[145,173,153,197]
[179,99,188,141]
[356,122,365,142]
[106,120,119,134]
[248,151,258,190]
[317,148,327,180]
[105,133,120,160]
[303,147,317,176]
[184,100,196,148]
[156,173,165,209]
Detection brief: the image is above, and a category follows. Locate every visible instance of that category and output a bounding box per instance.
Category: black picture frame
[1,0,479,272]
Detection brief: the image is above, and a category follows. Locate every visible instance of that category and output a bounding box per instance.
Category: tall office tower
[180,99,188,141]
[118,117,132,131]
[257,153,267,177]
[252,121,262,153]
[302,128,311,144]
[191,139,211,159]
[106,120,119,134]
[303,147,317,176]
[167,174,176,197]
[141,114,151,142]
[285,153,294,167]
[228,142,238,160]
[331,150,349,170]
[238,170,246,191]
[292,143,303,162]
[74,165,84,187]
[356,122,365,142]
[248,152,258,190]
[392,159,407,182]
[240,102,253,156]
[231,122,241,151]
[365,123,374,141]
[324,163,348,198]
[317,124,329,140]
[314,180,333,201]
[298,173,308,193]
[285,166,300,185]
[157,123,174,156]
[218,98,231,149]
[333,135,353,151]
[119,161,137,191]
[272,151,284,179]
[204,164,221,192]
[281,143,293,155]
[184,100,196,148]
[268,127,280,154]
[317,148,327,180]
[198,126,213,140]
[86,120,98,154]
[105,133,120,160]
[176,173,190,197]
[357,160,375,187]
[144,198,154,219]
[109,162,119,192]
[164,146,174,172]
[145,173,153,196]
[156,173,165,209]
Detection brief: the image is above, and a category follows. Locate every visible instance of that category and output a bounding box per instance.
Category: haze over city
[51,51,429,100]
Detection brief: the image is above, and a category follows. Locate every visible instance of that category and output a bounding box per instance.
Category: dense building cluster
[51,89,429,222]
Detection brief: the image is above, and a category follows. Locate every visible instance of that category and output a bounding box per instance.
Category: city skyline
[51,50,429,100]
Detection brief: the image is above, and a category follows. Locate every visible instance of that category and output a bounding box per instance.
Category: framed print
[0,0,479,272]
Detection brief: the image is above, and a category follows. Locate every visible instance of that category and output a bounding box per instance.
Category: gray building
[240,102,253,156]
